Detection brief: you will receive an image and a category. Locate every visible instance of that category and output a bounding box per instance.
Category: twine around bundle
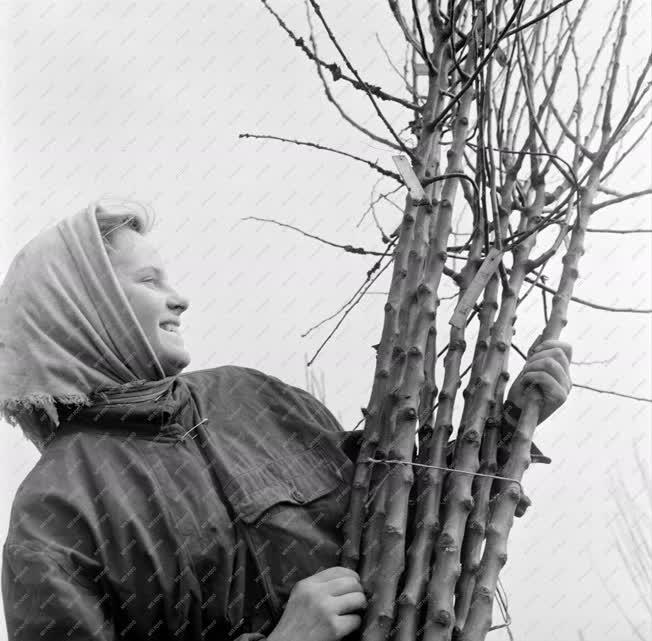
[361,457,524,507]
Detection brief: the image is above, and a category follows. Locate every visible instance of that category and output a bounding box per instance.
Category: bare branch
[586,227,652,234]
[607,55,652,150]
[544,97,594,160]
[305,256,395,365]
[608,96,652,148]
[375,34,416,96]
[388,0,427,60]
[411,0,436,76]
[356,182,403,233]
[572,383,652,404]
[600,121,652,182]
[582,0,622,100]
[238,133,402,181]
[241,216,390,256]
[502,0,575,40]
[519,272,652,313]
[599,0,633,153]
[591,188,652,212]
[572,355,617,366]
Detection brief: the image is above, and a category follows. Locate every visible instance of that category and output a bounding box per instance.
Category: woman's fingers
[332,590,368,615]
[520,371,567,402]
[312,567,360,583]
[327,576,364,597]
[334,614,363,638]
[529,338,572,363]
[510,339,573,425]
[515,491,532,518]
[528,335,573,361]
[528,345,571,374]
[522,356,572,392]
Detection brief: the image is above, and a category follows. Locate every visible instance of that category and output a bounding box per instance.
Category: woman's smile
[159,320,181,334]
[159,322,184,342]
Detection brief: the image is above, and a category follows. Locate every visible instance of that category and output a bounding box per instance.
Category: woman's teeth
[160,323,178,333]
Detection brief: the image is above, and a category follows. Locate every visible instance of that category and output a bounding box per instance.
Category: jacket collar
[54,377,192,440]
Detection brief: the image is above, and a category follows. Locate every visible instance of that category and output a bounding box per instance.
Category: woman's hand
[267,567,367,641]
[506,337,573,424]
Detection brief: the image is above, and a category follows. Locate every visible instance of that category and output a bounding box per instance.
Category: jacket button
[290,489,305,503]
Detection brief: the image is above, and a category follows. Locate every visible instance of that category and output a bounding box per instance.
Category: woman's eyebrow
[136,265,166,278]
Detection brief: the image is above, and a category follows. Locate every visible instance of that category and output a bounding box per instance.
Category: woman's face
[107,226,191,377]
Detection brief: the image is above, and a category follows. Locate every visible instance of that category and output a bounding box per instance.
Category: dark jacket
[2,366,358,640]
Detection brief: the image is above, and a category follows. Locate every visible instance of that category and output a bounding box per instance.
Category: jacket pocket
[225,445,352,617]
[225,444,344,523]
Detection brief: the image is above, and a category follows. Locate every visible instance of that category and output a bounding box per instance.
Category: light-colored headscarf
[0,200,168,449]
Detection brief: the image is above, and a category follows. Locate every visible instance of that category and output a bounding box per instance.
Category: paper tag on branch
[392,155,426,202]
[449,248,503,328]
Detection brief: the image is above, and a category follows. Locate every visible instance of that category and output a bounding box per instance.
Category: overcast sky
[1,2,650,639]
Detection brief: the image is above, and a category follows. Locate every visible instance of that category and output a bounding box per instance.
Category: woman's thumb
[527,334,543,357]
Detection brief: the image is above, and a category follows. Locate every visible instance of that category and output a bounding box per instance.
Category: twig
[591,188,652,212]
[375,33,415,96]
[388,0,427,60]
[586,227,652,234]
[571,356,617,366]
[412,0,435,76]
[241,216,390,256]
[306,253,395,366]
[238,133,402,181]
[600,121,652,182]
[502,0,574,39]
[518,272,652,314]
[572,383,652,403]
[301,241,401,341]
[358,180,395,240]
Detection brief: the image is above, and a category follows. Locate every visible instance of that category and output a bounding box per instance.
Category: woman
[0,200,572,640]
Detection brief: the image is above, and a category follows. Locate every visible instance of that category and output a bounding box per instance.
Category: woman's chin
[160,349,191,377]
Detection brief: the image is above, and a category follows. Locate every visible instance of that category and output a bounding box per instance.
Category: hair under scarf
[0,201,169,450]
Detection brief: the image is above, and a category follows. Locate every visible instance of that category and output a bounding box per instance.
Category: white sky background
[0,1,650,639]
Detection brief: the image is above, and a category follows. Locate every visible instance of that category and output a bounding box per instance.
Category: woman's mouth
[159,322,180,334]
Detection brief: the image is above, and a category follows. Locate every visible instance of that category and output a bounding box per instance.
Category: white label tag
[392,155,426,202]
[449,248,503,328]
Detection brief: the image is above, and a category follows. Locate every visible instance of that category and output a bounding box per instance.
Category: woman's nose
[167,288,190,314]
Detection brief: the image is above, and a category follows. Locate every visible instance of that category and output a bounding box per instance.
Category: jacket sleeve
[2,541,115,641]
[287,383,345,433]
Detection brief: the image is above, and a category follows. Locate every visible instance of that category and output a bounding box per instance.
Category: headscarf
[0,200,171,450]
